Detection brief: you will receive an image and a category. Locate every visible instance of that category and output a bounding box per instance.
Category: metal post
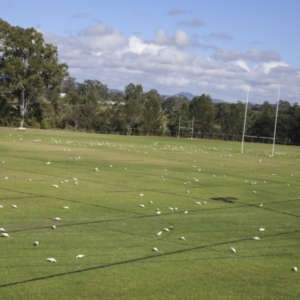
[191,116,194,140]
[178,115,181,139]
[241,88,249,154]
[272,87,280,157]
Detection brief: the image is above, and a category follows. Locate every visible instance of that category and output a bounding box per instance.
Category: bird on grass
[1,233,9,238]
[180,236,185,240]
[76,254,85,259]
[139,204,145,208]
[156,231,162,236]
[53,217,61,221]
[11,204,17,208]
[231,247,236,253]
[259,228,265,232]
[52,225,56,229]
[0,228,5,232]
[63,206,69,209]
[252,236,260,241]
[46,258,56,263]
[152,247,158,252]
[53,185,59,188]
[33,241,39,246]
[292,267,298,272]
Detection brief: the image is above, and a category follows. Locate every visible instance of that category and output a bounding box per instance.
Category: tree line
[1,19,300,144]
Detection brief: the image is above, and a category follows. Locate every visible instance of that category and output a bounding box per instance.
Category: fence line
[95,128,287,144]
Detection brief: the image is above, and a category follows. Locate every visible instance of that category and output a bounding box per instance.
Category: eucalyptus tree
[141,91,164,132]
[250,101,275,138]
[189,94,215,132]
[162,96,190,132]
[161,95,189,115]
[123,83,145,134]
[0,87,17,126]
[276,100,294,143]
[0,19,68,128]
[77,80,108,131]
[288,103,300,144]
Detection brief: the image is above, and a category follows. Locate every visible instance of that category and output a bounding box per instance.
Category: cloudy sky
[1,0,300,103]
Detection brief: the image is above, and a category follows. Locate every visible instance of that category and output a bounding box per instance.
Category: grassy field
[0,128,299,300]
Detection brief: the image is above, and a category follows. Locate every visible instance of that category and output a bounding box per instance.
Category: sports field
[0,128,299,299]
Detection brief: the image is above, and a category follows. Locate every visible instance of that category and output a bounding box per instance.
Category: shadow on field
[210,197,237,203]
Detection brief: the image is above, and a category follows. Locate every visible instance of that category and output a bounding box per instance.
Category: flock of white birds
[0,132,299,276]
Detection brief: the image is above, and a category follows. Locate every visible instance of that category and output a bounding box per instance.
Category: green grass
[0,128,299,299]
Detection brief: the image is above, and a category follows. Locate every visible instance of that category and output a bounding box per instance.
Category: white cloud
[71,12,89,19]
[168,9,189,16]
[213,47,281,63]
[120,36,163,55]
[174,30,190,47]
[42,22,300,104]
[209,32,233,40]
[234,60,250,72]
[176,17,204,28]
[155,76,190,86]
[213,49,243,61]
[246,48,281,62]
[84,23,114,36]
[255,61,289,74]
[153,29,191,47]
[155,29,172,45]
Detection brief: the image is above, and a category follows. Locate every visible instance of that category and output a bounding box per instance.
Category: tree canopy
[0,18,68,127]
[0,19,300,145]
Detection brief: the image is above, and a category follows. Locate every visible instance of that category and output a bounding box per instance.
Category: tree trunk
[18,83,27,128]
[20,116,24,128]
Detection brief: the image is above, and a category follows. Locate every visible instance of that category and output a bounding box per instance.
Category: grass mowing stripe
[0,229,299,289]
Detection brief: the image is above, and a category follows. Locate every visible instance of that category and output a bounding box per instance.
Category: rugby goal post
[241,87,280,157]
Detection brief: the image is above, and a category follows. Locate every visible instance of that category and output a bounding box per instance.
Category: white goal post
[241,87,280,157]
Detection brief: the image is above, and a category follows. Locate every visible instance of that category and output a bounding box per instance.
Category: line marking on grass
[0,229,299,289]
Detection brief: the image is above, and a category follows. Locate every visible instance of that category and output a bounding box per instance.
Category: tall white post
[271,87,280,157]
[178,115,181,139]
[241,88,250,154]
[191,116,194,140]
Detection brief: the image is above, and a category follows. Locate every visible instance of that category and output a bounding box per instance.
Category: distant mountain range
[109,89,227,104]
[162,92,226,104]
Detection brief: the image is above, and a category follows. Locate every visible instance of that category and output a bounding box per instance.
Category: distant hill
[164,92,226,104]
[213,98,225,104]
[172,92,195,100]
[108,89,226,104]
[109,89,124,94]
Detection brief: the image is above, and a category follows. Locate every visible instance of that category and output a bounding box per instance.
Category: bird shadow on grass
[210,197,237,204]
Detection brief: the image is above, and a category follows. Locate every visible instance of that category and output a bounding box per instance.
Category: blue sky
[1,0,300,103]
